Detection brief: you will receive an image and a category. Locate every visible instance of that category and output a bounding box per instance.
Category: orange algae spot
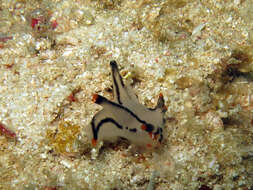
[46,121,80,155]
[0,122,16,138]
[0,36,12,43]
[28,8,58,37]
[92,94,98,102]
[67,88,81,103]
[51,20,58,29]
[67,93,77,102]
[136,154,146,163]
[31,18,39,29]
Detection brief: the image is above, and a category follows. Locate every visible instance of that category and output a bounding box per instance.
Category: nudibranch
[88,61,166,148]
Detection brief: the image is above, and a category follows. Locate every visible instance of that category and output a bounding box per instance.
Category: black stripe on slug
[110,60,124,87]
[145,124,154,132]
[129,128,137,133]
[97,118,123,130]
[110,60,125,105]
[91,96,155,140]
[92,117,123,140]
[112,72,121,104]
[159,128,163,134]
[154,128,160,135]
[158,128,163,143]
[159,134,163,143]
[103,96,154,132]
[91,117,98,140]
[92,94,154,133]
[93,92,155,133]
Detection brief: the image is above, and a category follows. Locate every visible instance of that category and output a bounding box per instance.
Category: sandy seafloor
[0,0,253,190]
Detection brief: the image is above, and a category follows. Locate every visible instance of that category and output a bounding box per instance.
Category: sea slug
[88,61,166,148]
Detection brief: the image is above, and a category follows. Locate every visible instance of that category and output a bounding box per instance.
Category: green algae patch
[46,121,80,156]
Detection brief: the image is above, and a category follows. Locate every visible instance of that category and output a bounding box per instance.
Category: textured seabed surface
[0,0,253,190]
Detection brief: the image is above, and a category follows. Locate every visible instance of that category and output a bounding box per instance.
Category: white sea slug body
[89,61,166,148]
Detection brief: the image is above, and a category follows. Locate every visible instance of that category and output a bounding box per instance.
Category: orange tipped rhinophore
[92,94,98,103]
[159,93,167,111]
[91,138,97,146]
